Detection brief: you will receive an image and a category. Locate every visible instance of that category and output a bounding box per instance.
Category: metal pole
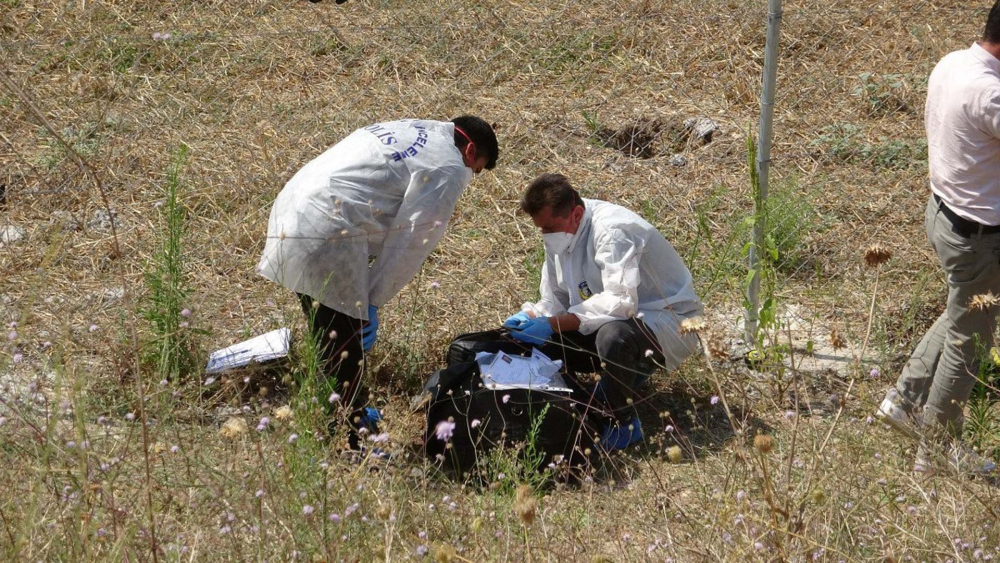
[746,0,782,346]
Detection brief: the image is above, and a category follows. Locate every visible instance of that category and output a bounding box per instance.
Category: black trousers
[537,318,664,422]
[298,293,369,415]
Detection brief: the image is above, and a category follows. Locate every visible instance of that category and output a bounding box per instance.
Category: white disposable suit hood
[257,119,473,320]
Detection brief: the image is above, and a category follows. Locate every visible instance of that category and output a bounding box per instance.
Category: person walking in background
[876,2,1000,476]
[257,116,499,449]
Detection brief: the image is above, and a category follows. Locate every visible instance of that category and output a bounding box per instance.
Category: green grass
[853,72,912,118]
[33,124,102,170]
[810,123,928,170]
[141,145,204,383]
[3,1,1000,561]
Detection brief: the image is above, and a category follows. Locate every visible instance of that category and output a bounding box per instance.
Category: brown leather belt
[934,194,1000,238]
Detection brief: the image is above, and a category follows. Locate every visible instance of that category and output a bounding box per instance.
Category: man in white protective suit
[257,116,499,449]
[503,173,702,452]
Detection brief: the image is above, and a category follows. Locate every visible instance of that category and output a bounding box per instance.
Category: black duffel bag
[445,328,533,366]
[423,329,599,480]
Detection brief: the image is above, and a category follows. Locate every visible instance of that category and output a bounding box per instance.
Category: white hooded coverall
[257,119,473,320]
[522,199,702,370]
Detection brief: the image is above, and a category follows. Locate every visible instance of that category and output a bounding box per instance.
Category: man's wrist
[548,314,580,333]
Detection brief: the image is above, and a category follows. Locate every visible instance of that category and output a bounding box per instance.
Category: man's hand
[503,311,532,330]
[509,317,554,345]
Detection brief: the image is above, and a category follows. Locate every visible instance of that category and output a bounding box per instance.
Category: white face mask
[542,232,574,255]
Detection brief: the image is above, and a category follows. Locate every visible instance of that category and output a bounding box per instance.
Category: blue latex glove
[356,406,383,432]
[362,305,379,351]
[503,311,531,330]
[509,317,554,345]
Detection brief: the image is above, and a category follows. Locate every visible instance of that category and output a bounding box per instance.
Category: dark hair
[986,0,1000,43]
[451,115,499,170]
[520,173,584,217]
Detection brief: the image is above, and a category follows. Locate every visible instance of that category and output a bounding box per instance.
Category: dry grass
[2,0,1000,561]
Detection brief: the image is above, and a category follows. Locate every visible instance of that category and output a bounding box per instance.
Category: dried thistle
[679,316,707,335]
[705,331,729,360]
[273,405,292,421]
[515,484,532,504]
[666,445,683,463]
[969,292,1000,312]
[514,484,536,526]
[864,244,892,267]
[753,434,775,454]
[433,544,459,563]
[219,417,248,439]
[829,329,846,350]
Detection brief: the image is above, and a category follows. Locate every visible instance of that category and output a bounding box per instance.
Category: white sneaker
[914,443,998,478]
[875,388,920,440]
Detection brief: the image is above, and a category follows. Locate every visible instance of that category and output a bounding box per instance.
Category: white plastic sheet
[205,328,291,374]
[475,348,571,393]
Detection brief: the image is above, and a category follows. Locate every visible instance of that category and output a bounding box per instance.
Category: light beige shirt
[926,43,1000,225]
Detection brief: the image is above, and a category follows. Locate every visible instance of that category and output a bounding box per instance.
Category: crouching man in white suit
[505,173,702,451]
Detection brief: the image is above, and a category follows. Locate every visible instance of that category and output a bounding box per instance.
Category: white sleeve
[368,167,467,307]
[522,253,569,317]
[567,228,641,334]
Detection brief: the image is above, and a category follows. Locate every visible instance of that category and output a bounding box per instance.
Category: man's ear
[569,205,585,233]
[463,142,477,165]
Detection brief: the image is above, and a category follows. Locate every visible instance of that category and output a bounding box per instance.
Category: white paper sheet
[475,348,572,392]
[205,328,291,374]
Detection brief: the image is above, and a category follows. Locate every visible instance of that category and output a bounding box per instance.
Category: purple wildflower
[435,420,455,441]
[256,417,270,431]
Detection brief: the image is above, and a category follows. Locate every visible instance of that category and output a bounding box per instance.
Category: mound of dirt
[594,116,718,159]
